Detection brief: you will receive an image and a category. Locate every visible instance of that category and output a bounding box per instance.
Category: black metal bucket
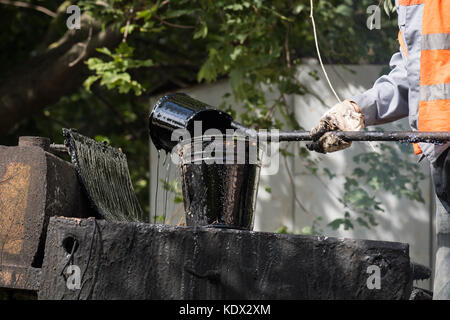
[177,135,263,230]
[149,93,233,152]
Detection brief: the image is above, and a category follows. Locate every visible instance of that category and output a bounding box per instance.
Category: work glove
[307,100,365,154]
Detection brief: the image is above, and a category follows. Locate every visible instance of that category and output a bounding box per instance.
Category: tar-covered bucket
[175,134,264,230]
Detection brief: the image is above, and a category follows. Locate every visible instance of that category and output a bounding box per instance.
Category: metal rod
[259,131,450,143]
[231,121,450,143]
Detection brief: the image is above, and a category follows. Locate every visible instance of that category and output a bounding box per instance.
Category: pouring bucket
[149,93,233,152]
[176,135,263,230]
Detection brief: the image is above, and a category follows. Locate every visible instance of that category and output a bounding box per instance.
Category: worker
[308,0,450,300]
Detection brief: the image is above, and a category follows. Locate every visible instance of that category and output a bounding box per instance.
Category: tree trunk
[0,15,121,133]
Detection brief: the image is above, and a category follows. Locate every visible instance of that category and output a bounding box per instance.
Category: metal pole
[264,131,450,143]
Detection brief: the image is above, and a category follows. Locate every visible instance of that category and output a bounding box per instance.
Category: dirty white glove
[307,100,365,153]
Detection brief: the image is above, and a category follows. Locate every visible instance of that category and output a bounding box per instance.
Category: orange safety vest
[419,0,450,132]
[398,0,450,155]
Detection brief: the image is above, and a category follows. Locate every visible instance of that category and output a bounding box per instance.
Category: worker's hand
[307,100,364,153]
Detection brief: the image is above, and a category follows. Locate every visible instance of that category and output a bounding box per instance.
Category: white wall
[149,62,435,290]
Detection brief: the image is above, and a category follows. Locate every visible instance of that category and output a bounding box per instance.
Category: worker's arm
[308,49,410,154]
[350,51,410,126]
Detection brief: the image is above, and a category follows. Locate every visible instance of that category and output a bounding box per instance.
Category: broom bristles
[64,129,143,222]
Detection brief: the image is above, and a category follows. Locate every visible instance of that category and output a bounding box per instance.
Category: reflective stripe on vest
[419,0,450,132]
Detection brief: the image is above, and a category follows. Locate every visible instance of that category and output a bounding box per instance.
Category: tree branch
[0,0,57,18]
[0,16,121,133]
[68,26,93,67]
[283,155,312,217]
[154,15,195,29]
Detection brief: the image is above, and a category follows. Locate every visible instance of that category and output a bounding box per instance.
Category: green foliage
[328,212,354,231]
[383,0,396,16]
[84,43,153,95]
[161,179,184,204]
[328,143,426,230]
[353,144,425,202]
[77,0,399,132]
[275,225,290,234]
[276,216,323,235]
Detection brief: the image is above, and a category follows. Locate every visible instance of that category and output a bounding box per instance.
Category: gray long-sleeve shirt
[351,1,450,163]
